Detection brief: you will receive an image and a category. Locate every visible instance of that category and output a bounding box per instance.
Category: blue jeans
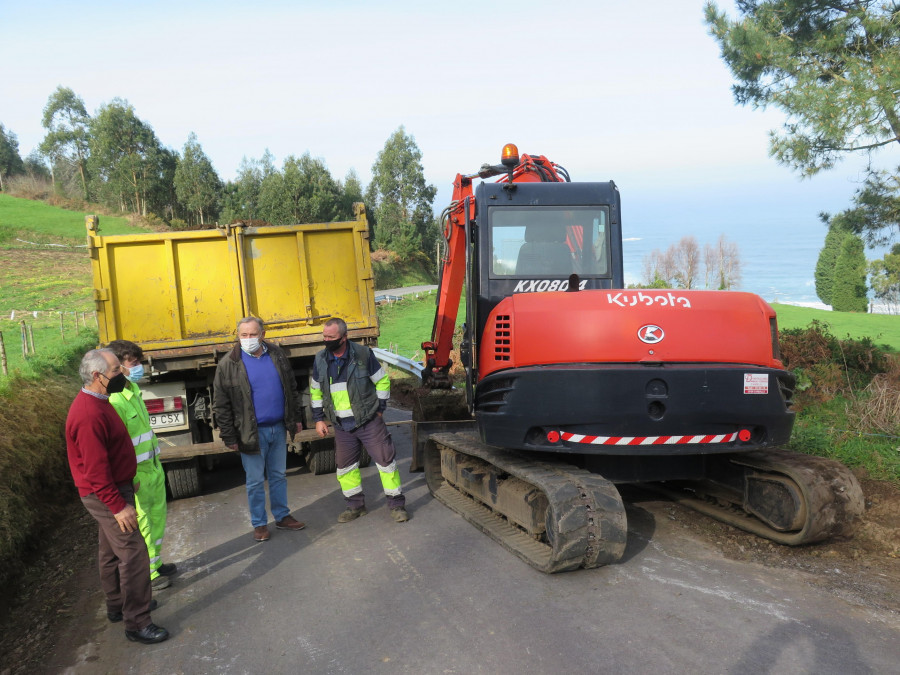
[240,422,289,527]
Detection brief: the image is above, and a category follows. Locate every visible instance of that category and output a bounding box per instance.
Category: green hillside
[0,193,145,246]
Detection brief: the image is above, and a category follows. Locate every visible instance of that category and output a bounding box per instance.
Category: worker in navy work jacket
[311,317,409,523]
[213,317,307,542]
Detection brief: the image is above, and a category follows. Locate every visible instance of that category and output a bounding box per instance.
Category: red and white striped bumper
[559,431,739,446]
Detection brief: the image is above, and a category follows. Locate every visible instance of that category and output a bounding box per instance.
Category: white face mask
[240,337,261,354]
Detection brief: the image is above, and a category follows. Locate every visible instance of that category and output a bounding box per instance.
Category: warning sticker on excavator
[744,373,769,394]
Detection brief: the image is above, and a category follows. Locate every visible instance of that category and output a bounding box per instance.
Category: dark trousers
[81,485,153,631]
[334,415,405,509]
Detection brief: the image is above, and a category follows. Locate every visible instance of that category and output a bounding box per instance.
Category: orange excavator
[411,144,864,573]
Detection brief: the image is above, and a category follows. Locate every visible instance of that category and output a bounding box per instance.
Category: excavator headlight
[501,143,519,167]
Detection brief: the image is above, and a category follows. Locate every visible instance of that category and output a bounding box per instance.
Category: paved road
[50,408,898,674]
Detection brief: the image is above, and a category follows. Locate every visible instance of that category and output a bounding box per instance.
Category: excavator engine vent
[493,314,511,362]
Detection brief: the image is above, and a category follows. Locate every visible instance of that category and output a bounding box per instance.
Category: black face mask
[103,372,128,395]
[324,338,344,353]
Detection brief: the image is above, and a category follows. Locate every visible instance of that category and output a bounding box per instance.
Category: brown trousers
[81,485,153,631]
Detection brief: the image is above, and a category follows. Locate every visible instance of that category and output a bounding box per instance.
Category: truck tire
[166,458,201,500]
[305,444,371,474]
[307,446,336,475]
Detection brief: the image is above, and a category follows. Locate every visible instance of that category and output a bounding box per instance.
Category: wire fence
[0,310,98,376]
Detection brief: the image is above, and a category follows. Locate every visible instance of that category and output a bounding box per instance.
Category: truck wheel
[166,458,201,500]
[307,446,337,475]
[305,440,370,473]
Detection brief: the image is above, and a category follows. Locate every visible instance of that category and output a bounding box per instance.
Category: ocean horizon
[620,215,893,311]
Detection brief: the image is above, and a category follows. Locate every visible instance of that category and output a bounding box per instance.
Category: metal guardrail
[372,347,423,380]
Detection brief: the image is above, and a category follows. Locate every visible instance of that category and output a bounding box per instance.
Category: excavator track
[647,449,865,545]
[423,431,627,573]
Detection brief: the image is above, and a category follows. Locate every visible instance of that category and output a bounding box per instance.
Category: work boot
[157,563,177,576]
[391,507,410,523]
[151,575,171,591]
[337,506,367,523]
[275,515,306,531]
[125,622,170,644]
[253,525,270,542]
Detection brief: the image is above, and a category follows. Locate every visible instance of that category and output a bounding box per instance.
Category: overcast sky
[2,0,895,230]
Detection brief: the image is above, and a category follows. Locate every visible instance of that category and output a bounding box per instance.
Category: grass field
[0,195,149,380]
[0,193,140,245]
[772,302,900,351]
[377,290,466,360]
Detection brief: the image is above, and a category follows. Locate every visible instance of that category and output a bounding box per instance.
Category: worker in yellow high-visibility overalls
[107,340,176,592]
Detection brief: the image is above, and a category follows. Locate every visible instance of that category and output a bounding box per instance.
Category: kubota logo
[638,325,664,344]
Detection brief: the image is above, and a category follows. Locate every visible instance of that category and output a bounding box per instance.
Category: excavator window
[490,206,609,278]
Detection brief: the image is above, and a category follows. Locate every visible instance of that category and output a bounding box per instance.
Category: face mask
[240,337,261,354]
[104,372,128,395]
[126,363,144,383]
[324,338,344,353]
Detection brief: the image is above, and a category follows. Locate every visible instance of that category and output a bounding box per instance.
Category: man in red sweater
[66,348,169,644]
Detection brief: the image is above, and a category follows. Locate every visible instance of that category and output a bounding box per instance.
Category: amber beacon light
[501,143,519,167]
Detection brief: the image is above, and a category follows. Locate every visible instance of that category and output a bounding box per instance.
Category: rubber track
[425,432,627,573]
[650,449,865,545]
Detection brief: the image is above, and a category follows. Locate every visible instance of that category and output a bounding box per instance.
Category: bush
[372,249,436,289]
[780,320,890,405]
[0,367,82,591]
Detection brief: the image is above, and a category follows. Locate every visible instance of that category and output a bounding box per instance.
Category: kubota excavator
[411,143,864,573]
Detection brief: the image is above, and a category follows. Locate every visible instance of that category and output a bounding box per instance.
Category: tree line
[0,88,437,267]
[641,235,742,290]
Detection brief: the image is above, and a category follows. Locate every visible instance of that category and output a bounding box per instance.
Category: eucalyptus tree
[365,126,437,259]
[174,132,222,225]
[88,99,167,215]
[257,152,343,225]
[39,86,91,197]
[0,123,25,191]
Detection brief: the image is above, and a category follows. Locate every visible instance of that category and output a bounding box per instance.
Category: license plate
[149,411,185,429]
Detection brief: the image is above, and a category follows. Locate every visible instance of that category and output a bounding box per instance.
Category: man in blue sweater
[213,317,306,542]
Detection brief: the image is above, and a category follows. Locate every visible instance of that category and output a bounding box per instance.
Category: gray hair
[324,317,347,336]
[79,348,113,385]
[236,316,265,333]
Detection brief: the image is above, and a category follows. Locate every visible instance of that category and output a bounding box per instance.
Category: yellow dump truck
[87,204,379,498]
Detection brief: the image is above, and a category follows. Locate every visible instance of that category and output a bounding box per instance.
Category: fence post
[27,323,35,354]
[0,331,7,376]
[60,311,65,342]
[20,320,27,359]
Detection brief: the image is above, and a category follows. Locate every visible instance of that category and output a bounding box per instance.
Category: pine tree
[815,218,851,305]
[831,235,869,312]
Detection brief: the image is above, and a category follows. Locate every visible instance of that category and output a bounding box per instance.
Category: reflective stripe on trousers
[376,460,402,496]
[134,457,168,579]
[337,462,362,497]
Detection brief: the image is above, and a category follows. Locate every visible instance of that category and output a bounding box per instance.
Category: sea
[620,211,892,310]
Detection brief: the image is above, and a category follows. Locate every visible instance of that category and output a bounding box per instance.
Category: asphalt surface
[51,408,899,674]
